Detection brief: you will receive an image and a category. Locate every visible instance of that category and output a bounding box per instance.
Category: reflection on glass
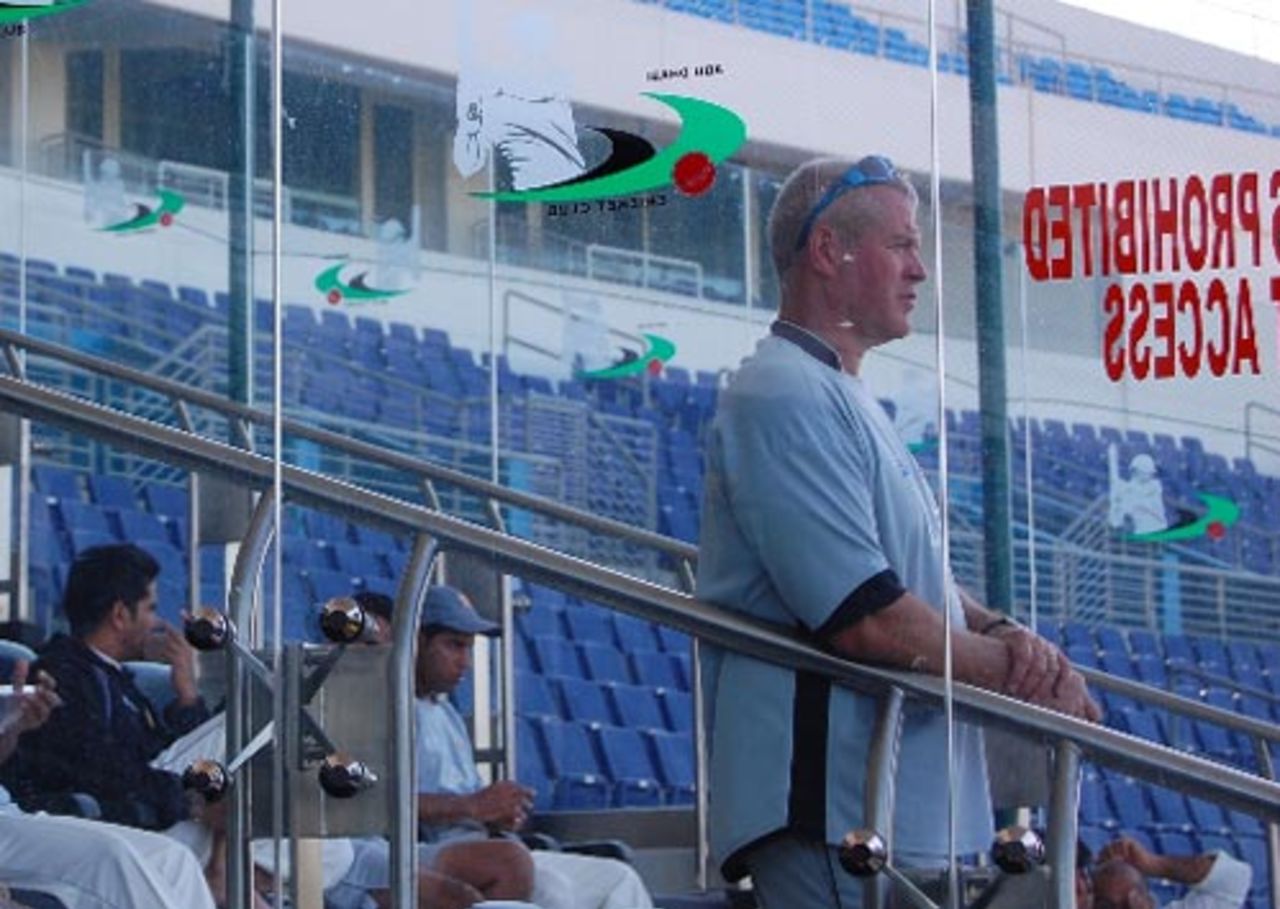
[4,1,1279,907]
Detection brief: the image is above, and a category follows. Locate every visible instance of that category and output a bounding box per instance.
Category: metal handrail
[1163,661,1280,708]
[0,328,698,565]
[1,372,1277,821]
[1078,666,1280,742]
[4,330,1277,740]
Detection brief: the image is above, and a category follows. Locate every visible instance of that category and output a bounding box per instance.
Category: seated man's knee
[435,840,534,901]
[491,840,535,898]
[418,869,483,909]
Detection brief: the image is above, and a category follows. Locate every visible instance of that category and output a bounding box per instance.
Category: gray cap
[422,585,499,636]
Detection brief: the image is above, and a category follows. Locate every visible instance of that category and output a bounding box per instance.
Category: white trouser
[0,811,216,909]
[530,851,654,909]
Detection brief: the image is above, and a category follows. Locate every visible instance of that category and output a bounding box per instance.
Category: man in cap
[356,587,653,909]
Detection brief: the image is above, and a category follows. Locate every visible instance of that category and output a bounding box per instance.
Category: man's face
[415,630,475,697]
[119,580,159,661]
[836,186,926,347]
[1091,862,1155,909]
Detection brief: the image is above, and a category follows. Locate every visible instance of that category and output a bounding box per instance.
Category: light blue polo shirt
[697,322,993,880]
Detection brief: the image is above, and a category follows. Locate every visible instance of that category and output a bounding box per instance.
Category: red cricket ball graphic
[673,152,716,197]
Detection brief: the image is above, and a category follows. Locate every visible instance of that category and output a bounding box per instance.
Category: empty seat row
[516,716,694,810]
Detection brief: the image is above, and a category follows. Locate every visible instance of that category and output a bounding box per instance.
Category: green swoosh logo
[1127,492,1239,543]
[315,263,408,304]
[0,0,90,24]
[579,333,676,380]
[102,189,185,233]
[474,94,746,203]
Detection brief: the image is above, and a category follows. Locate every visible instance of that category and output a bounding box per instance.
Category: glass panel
[941,2,1280,906]
[9,2,1276,908]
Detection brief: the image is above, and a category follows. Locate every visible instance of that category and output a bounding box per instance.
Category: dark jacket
[1,633,209,829]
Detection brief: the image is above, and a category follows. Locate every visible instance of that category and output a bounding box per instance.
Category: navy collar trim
[770,320,842,372]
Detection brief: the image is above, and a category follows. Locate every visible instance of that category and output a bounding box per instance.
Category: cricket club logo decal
[458,91,746,203]
[315,263,407,306]
[0,0,90,25]
[579,333,676,380]
[101,190,185,233]
[1107,446,1240,543]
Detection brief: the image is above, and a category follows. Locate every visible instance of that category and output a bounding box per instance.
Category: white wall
[4,165,1277,474]
[122,0,1280,190]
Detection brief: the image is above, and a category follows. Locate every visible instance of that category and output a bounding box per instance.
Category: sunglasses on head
[793,154,903,251]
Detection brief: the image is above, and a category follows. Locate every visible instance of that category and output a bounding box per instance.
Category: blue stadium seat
[33,465,82,501]
[516,603,563,639]
[538,718,611,810]
[56,500,115,539]
[557,677,617,725]
[516,671,560,720]
[531,636,585,678]
[303,510,351,543]
[1105,778,1150,830]
[609,683,666,732]
[1132,655,1168,688]
[1062,621,1093,649]
[88,475,138,511]
[142,483,188,518]
[579,642,635,684]
[613,613,659,652]
[328,543,385,579]
[306,569,358,602]
[563,607,615,645]
[1127,629,1161,658]
[632,650,682,690]
[1094,626,1127,655]
[516,717,555,811]
[648,730,696,804]
[1098,650,1137,679]
[1187,797,1228,834]
[596,726,664,807]
[1148,787,1192,831]
[655,624,690,653]
[115,510,170,546]
[282,537,334,571]
[661,689,694,733]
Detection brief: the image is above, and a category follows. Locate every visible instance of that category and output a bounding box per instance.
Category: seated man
[3,544,210,831]
[1081,836,1252,909]
[0,660,217,909]
[357,588,654,909]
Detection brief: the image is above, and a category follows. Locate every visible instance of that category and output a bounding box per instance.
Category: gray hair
[767,157,917,278]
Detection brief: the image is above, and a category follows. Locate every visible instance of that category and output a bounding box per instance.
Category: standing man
[696,156,1100,908]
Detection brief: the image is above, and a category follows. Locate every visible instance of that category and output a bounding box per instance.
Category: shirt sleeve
[716,382,901,635]
[415,704,446,795]
[1183,850,1253,908]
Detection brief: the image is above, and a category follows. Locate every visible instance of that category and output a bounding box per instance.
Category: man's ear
[109,600,130,628]
[807,223,847,278]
